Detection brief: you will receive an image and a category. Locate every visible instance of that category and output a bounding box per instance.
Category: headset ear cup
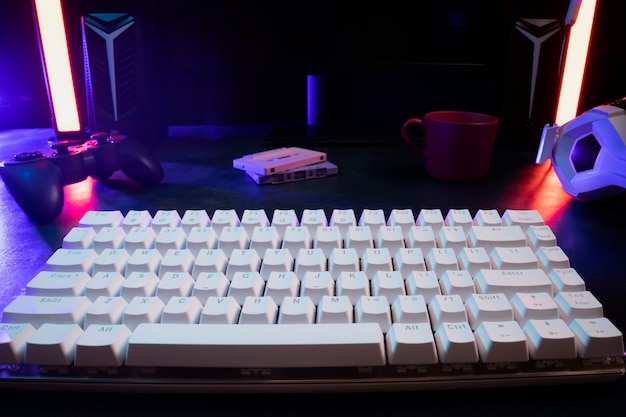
[550,104,626,201]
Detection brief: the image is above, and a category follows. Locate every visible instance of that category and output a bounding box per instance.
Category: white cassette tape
[233,147,327,175]
[246,161,338,185]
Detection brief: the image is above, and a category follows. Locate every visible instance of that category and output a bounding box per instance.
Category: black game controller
[0,132,164,223]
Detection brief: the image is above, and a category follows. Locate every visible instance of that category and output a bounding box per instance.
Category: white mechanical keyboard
[1,207,624,392]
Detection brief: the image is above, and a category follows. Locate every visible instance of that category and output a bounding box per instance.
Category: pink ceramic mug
[401,111,499,182]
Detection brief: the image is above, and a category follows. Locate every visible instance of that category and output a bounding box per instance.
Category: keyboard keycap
[122,210,153,232]
[151,210,182,232]
[548,268,586,293]
[156,227,188,252]
[336,271,370,303]
[62,227,97,249]
[329,208,357,236]
[501,209,545,231]
[522,319,577,360]
[355,296,392,333]
[2,296,91,328]
[526,225,557,249]
[386,209,415,235]
[467,226,527,253]
[474,320,528,363]
[124,227,157,252]
[474,269,554,299]
[385,322,438,365]
[317,295,353,324]
[240,209,270,236]
[281,226,313,252]
[200,296,241,324]
[0,323,37,364]
[554,291,604,323]
[225,249,262,279]
[271,209,299,234]
[161,296,204,324]
[405,271,441,304]
[536,246,570,271]
[218,226,251,253]
[239,296,279,324]
[510,292,559,326]
[250,226,281,254]
[211,209,241,234]
[93,227,127,252]
[358,209,386,238]
[186,227,219,255]
[444,209,474,233]
[25,271,91,297]
[376,226,405,254]
[264,271,300,303]
[126,323,386,367]
[300,271,334,304]
[489,246,539,270]
[329,248,360,276]
[434,322,479,364]
[439,270,475,302]
[428,294,468,329]
[301,208,328,229]
[45,248,98,274]
[391,295,429,324]
[93,248,130,274]
[180,209,211,233]
[278,296,316,324]
[314,226,343,257]
[465,293,514,330]
[121,272,160,301]
[192,272,230,302]
[122,296,165,331]
[78,210,124,230]
[84,296,128,326]
[361,248,393,279]
[473,209,502,226]
[417,209,445,234]
[228,271,266,304]
[75,324,133,367]
[157,271,196,301]
[25,323,84,366]
[570,317,624,359]
[425,247,458,276]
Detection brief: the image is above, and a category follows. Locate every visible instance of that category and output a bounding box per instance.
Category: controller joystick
[0,133,164,223]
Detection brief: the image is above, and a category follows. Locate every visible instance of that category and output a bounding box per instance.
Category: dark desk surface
[1,127,625,415]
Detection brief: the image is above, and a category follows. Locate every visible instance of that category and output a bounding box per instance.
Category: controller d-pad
[14,151,44,162]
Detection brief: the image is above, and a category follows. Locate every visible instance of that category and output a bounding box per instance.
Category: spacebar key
[126,323,386,368]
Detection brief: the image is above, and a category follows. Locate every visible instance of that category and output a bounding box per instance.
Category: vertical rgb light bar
[33,0,82,136]
[555,0,597,126]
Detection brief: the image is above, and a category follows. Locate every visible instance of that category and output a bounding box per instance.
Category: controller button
[49,140,84,155]
[14,151,44,161]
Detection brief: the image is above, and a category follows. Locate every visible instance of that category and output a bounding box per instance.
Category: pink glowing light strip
[555,0,597,126]
[34,0,81,133]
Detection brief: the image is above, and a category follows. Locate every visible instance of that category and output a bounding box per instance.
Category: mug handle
[401,118,425,155]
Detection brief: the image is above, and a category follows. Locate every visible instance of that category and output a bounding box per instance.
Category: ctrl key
[0,323,37,364]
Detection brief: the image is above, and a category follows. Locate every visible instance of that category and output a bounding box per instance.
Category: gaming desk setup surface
[0,126,625,416]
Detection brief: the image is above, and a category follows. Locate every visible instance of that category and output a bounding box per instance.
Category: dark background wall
[1,0,624,143]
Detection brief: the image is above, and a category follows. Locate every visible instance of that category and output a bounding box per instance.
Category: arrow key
[570,317,624,359]
[522,318,577,360]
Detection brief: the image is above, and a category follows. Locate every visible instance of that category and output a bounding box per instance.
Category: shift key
[2,295,91,328]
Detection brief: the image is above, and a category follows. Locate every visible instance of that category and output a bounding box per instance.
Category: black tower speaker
[499,18,564,150]
[82,13,167,149]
